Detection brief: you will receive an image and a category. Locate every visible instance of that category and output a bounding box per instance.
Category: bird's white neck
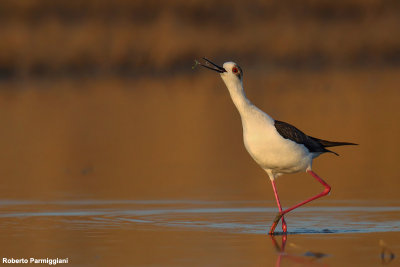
[221,77,252,116]
[221,76,275,128]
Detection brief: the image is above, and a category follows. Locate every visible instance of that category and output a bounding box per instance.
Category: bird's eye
[232,67,238,73]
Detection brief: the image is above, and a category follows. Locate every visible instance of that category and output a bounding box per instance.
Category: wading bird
[195,58,357,235]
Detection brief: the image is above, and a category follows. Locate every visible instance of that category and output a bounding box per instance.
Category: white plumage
[196,58,356,234]
[220,62,314,180]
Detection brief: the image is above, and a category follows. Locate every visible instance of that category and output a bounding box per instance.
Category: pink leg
[269,179,287,234]
[269,170,331,235]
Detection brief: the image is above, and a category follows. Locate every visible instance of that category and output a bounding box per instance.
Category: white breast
[240,107,312,177]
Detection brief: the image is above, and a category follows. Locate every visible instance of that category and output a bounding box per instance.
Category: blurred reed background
[0,0,399,202]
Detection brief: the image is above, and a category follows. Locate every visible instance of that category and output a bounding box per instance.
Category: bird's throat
[223,79,252,117]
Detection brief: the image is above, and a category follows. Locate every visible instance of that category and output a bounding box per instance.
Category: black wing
[274,120,337,155]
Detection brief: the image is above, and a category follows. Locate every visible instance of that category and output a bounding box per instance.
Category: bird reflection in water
[270,234,328,267]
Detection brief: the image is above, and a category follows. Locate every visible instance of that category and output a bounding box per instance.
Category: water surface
[1,200,398,266]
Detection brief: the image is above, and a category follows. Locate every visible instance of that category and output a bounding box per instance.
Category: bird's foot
[281,217,287,232]
[268,212,284,235]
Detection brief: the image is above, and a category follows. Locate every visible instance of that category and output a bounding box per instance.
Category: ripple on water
[0,200,399,235]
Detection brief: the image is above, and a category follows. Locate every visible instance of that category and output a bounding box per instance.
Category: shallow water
[1,200,399,266]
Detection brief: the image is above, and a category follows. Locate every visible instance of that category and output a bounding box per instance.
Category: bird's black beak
[195,57,226,73]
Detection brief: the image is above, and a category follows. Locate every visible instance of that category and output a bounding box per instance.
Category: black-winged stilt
[195,58,357,235]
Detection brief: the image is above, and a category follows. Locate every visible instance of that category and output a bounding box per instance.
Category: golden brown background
[0,0,399,203]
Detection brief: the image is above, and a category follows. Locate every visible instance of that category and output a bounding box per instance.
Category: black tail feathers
[310,137,358,156]
[318,140,358,147]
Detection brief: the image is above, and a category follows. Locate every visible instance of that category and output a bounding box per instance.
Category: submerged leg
[269,170,331,235]
[269,179,287,235]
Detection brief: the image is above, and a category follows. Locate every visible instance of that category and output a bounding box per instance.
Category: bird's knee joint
[323,186,331,195]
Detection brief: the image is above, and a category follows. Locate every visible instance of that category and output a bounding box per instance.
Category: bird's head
[194,58,243,85]
[221,61,243,84]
